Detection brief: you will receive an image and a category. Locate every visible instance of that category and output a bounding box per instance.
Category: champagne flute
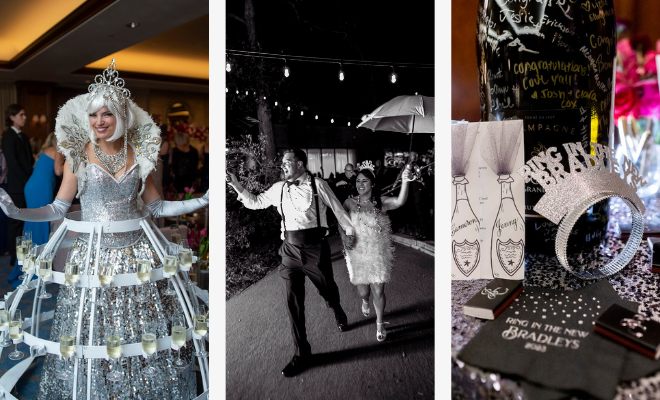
[0,303,11,348]
[162,244,178,296]
[135,257,152,303]
[170,225,182,245]
[15,236,25,266]
[171,313,186,368]
[98,262,114,305]
[178,239,195,286]
[56,324,76,380]
[105,321,123,382]
[18,246,38,290]
[194,304,208,357]
[22,231,32,255]
[37,251,53,299]
[141,319,158,376]
[61,261,80,307]
[8,309,24,360]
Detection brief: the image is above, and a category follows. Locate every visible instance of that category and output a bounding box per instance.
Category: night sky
[225,0,435,125]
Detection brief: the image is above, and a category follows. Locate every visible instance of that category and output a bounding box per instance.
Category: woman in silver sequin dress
[0,60,209,399]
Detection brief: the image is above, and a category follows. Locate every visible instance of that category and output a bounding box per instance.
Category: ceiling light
[126,22,140,28]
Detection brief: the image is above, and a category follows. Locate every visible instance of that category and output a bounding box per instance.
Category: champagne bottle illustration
[491,174,525,277]
[451,175,480,277]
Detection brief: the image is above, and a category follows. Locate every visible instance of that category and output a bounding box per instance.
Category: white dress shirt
[237,173,354,240]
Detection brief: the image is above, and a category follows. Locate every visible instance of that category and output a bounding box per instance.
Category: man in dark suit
[2,105,33,266]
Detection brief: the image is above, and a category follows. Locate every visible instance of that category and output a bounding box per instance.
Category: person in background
[374,158,386,188]
[160,131,172,190]
[172,131,199,193]
[199,133,209,192]
[29,136,43,161]
[2,104,33,266]
[8,132,64,289]
[407,151,432,240]
[0,140,8,255]
[334,163,358,204]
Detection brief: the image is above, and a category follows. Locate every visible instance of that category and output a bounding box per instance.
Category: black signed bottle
[477,0,616,256]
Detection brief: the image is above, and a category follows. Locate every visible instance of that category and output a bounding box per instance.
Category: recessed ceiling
[0,0,85,61]
[87,15,209,80]
[0,0,209,92]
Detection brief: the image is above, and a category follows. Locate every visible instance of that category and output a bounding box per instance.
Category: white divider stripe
[45,269,169,287]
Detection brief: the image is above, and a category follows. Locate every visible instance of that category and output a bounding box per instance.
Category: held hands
[344,234,356,250]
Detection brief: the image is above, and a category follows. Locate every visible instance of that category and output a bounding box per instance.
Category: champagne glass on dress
[56,322,76,380]
[62,261,80,307]
[193,304,208,357]
[170,225,182,245]
[15,237,25,279]
[8,309,24,360]
[171,313,186,368]
[18,246,38,290]
[141,319,158,376]
[0,303,11,348]
[178,239,194,286]
[162,244,178,296]
[105,320,123,382]
[22,231,32,255]
[135,251,152,303]
[37,250,53,299]
[98,260,115,306]
[18,232,31,280]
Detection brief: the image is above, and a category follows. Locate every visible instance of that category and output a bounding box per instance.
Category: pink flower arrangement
[165,120,209,142]
[614,35,660,120]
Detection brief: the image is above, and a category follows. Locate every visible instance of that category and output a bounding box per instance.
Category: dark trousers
[7,193,25,265]
[278,238,341,356]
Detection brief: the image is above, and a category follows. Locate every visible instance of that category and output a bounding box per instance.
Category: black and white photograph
[225,0,435,398]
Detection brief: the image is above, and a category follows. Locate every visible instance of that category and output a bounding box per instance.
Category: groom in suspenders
[227,148,356,377]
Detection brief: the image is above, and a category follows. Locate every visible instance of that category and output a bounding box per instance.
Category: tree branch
[228,12,246,26]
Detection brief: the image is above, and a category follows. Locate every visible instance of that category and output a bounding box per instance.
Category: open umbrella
[357,94,435,152]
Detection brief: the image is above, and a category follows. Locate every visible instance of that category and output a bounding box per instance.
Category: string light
[300,111,304,116]
[245,90,249,95]
[275,101,278,106]
[331,117,334,123]
[263,96,267,100]
[287,106,290,111]
[284,58,290,78]
[225,88,228,93]
[347,122,351,126]
[226,62,231,72]
[391,66,397,83]
[315,115,318,120]
[339,63,344,81]
[236,89,239,94]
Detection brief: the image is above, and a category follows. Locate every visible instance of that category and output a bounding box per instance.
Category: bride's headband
[357,160,375,172]
[87,59,130,120]
[518,142,646,279]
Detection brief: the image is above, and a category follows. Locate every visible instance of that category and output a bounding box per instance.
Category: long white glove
[146,190,209,218]
[0,189,71,222]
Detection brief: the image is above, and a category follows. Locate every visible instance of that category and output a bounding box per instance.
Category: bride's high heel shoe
[361,300,370,317]
[376,322,389,342]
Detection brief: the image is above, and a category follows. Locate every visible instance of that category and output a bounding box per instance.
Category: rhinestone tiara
[88,59,131,111]
[517,142,646,224]
[357,160,375,172]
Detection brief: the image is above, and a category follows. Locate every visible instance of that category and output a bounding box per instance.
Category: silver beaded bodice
[80,163,143,247]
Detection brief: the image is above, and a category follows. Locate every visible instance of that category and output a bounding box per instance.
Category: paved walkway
[226,235,435,400]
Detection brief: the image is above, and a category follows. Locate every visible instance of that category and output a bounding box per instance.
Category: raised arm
[226,171,279,210]
[381,167,414,211]
[316,178,354,236]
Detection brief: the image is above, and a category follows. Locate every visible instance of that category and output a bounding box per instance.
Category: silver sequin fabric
[37,163,197,400]
[452,229,660,399]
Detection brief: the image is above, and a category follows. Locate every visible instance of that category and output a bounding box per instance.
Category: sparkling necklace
[93,138,127,175]
[357,195,382,233]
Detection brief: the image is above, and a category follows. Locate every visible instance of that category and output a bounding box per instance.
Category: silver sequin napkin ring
[517,142,646,280]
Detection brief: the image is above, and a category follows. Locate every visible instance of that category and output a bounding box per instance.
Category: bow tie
[286,180,301,187]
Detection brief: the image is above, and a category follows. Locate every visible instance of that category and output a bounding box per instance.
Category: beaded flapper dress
[36,153,196,399]
[345,209,395,285]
